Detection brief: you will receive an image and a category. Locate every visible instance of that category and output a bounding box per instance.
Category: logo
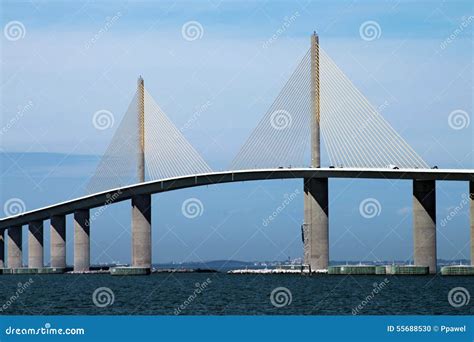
[181,198,204,219]
[359,21,382,41]
[359,198,381,219]
[270,287,292,308]
[448,287,470,308]
[92,287,115,308]
[270,110,292,130]
[181,21,204,41]
[4,21,26,41]
[3,198,26,216]
[92,110,115,130]
[448,109,470,130]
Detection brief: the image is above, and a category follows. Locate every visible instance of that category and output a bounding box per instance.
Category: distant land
[129,259,471,272]
[36,258,474,273]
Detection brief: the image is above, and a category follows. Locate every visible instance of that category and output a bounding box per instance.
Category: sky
[0,0,473,265]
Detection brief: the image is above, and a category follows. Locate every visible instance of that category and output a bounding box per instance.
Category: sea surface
[0,273,472,315]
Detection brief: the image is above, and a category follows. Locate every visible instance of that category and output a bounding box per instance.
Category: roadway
[1,167,472,228]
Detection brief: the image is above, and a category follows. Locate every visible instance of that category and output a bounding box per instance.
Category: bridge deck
[1,168,472,229]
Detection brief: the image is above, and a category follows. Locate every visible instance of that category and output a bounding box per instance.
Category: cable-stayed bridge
[1,33,472,275]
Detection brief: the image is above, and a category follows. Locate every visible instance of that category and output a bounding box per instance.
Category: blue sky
[0,0,472,265]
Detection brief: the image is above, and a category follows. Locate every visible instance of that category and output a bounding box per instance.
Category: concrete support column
[470,181,473,265]
[74,210,90,272]
[51,215,66,268]
[0,229,4,268]
[303,178,329,271]
[413,180,437,274]
[28,220,43,268]
[7,226,22,268]
[132,194,151,268]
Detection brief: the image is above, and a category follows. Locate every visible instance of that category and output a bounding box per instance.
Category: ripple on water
[0,273,472,315]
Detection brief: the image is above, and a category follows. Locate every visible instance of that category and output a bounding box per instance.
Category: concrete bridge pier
[470,181,473,265]
[132,194,151,270]
[0,229,4,268]
[413,180,437,274]
[304,178,329,271]
[303,33,328,272]
[7,226,22,269]
[74,210,90,272]
[28,221,43,269]
[51,215,66,268]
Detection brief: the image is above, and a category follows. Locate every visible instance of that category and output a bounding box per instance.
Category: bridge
[1,33,472,275]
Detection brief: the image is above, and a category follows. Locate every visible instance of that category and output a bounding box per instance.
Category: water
[0,274,472,315]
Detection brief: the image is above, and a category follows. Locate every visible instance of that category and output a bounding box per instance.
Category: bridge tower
[131,76,152,273]
[310,32,320,168]
[137,76,145,183]
[303,32,329,272]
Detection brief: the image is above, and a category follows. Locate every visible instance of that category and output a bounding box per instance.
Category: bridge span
[0,167,472,228]
[1,33,472,275]
[0,167,472,274]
